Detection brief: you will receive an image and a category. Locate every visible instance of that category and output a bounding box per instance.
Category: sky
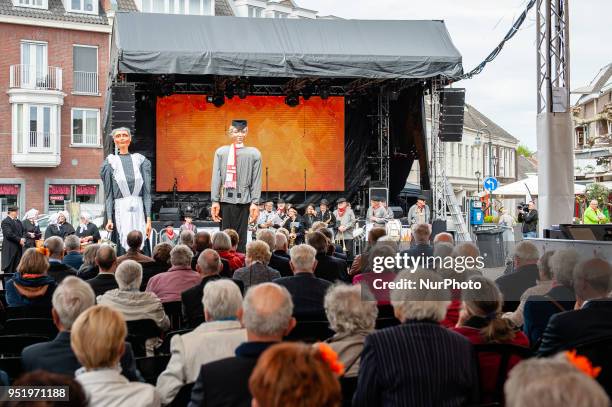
[299,0,612,151]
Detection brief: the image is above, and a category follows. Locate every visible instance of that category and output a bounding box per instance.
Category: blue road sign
[483,177,499,192]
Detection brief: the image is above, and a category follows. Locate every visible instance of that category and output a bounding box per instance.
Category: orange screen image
[156,95,345,192]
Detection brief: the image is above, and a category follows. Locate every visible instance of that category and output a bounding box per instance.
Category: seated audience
[274,244,332,317]
[316,227,347,261]
[141,242,173,290]
[189,283,296,407]
[87,244,119,296]
[432,241,454,260]
[523,249,577,345]
[146,244,201,303]
[496,241,540,312]
[256,229,291,277]
[6,248,56,308]
[433,231,455,246]
[307,231,346,283]
[225,228,246,263]
[117,230,154,264]
[191,231,211,270]
[180,229,195,249]
[212,231,244,272]
[400,223,434,262]
[233,240,281,290]
[504,357,609,407]
[77,243,100,280]
[538,258,612,356]
[63,235,84,270]
[353,270,478,407]
[324,284,378,377]
[21,276,142,381]
[352,243,398,305]
[453,276,529,402]
[98,260,170,332]
[273,232,290,259]
[249,342,342,407]
[159,221,179,245]
[157,280,246,404]
[181,249,244,328]
[44,211,75,240]
[503,250,555,328]
[349,227,386,277]
[76,212,101,244]
[45,236,78,283]
[71,305,161,406]
[13,370,88,406]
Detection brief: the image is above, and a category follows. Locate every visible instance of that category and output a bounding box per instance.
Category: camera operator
[517,201,538,238]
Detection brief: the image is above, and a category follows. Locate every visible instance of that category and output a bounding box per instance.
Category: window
[274,11,289,18]
[48,184,99,212]
[248,5,263,17]
[68,0,97,14]
[140,0,211,14]
[20,41,47,88]
[0,185,20,212]
[73,45,98,94]
[15,104,53,151]
[72,108,99,146]
[15,0,46,9]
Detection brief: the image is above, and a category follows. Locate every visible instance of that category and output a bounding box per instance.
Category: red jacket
[440,289,462,328]
[217,250,244,271]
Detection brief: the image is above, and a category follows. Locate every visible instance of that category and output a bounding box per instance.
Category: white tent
[479,175,586,198]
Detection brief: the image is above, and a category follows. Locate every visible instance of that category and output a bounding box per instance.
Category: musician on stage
[257,200,280,230]
[407,194,431,225]
[211,119,262,253]
[303,204,317,230]
[333,197,356,259]
[366,197,392,227]
[275,199,288,226]
[281,206,305,245]
[315,199,336,227]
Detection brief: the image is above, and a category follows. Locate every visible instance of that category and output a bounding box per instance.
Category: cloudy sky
[299,0,612,150]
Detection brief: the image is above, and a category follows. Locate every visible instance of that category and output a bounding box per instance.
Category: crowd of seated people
[0,221,610,407]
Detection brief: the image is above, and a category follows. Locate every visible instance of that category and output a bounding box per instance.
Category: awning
[111,12,463,79]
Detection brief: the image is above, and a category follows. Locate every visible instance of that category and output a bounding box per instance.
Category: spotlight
[302,83,314,100]
[319,84,330,100]
[285,92,299,107]
[237,79,249,99]
[389,89,400,101]
[225,83,235,99]
[207,91,225,107]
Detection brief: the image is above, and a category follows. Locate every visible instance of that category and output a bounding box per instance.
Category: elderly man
[1,206,25,274]
[433,231,454,246]
[117,230,154,264]
[273,233,290,259]
[354,270,479,406]
[400,223,433,263]
[157,280,246,404]
[232,241,281,290]
[146,244,201,303]
[45,236,78,283]
[180,230,195,249]
[274,244,331,317]
[495,241,540,312]
[538,258,612,356]
[333,198,356,260]
[256,200,280,230]
[306,231,345,283]
[584,199,608,224]
[407,195,431,225]
[188,283,296,407]
[63,235,84,270]
[256,229,291,277]
[87,244,119,297]
[21,276,142,381]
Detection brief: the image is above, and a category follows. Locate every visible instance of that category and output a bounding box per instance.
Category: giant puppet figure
[100,127,152,252]
[211,120,261,252]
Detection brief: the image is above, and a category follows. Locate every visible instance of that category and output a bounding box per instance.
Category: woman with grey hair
[324,284,378,377]
[233,240,281,290]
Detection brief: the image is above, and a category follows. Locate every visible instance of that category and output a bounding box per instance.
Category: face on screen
[229,126,248,144]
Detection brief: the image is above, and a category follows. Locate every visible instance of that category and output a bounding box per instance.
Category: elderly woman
[224,228,245,263]
[324,284,378,377]
[44,211,75,240]
[212,231,244,272]
[353,270,479,407]
[71,305,161,406]
[76,212,101,244]
[22,208,41,249]
[77,243,101,280]
[5,248,57,308]
[232,240,281,290]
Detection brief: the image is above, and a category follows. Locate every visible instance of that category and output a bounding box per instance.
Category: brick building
[0,0,135,215]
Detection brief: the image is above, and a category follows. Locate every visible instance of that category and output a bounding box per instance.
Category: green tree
[516,145,534,158]
[585,183,609,208]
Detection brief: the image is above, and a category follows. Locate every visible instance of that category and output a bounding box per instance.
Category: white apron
[108,154,146,251]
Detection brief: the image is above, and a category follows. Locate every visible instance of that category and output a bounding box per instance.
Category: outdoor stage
[104,13,463,220]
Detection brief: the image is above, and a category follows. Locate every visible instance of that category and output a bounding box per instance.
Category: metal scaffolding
[428,81,447,220]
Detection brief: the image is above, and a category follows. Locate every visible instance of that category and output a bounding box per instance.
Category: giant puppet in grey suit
[210,120,261,252]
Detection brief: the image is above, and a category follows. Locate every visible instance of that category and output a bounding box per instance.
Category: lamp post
[474,128,493,177]
[475,170,481,194]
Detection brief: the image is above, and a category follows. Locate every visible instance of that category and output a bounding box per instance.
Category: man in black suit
[354,270,479,406]
[181,249,244,328]
[306,231,345,283]
[44,236,77,283]
[21,276,142,381]
[538,258,612,356]
[188,282,295,407]
[256,229,291,277]
[496,241,540,312]
[273,233,290,259]
[87,245,119,297]
[1,206,24,274]
[274,244,331,317]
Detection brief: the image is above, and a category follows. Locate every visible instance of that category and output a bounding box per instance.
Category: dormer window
[14,0,48,10]
[68,0,98,14]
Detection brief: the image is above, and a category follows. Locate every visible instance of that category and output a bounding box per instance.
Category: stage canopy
[111,12,463,79]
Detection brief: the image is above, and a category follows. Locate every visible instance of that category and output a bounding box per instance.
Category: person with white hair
[538,258,612,356]
[63,234,84,270]
[495,240,540,312]
[256,229,291,277]
[21,276,142,381]
[44,211,75,240]
[324,284,378,377]
[523,249,578,345]
[433,232,454,246]
[156,280,246,404]
[504,357,609,407]
[146,244,201,303]
[354,270,478,406]
[179,229,195,249]
[188,283,296,407]
[76,212,101,244]
[400,223,433,264]
[22,208,41,249]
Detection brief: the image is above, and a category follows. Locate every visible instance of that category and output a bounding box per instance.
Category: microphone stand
[265,167,269,201]
[303,169,307,204]
[173,178,178,208]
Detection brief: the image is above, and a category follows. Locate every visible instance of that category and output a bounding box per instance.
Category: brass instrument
[289,224,297,248]
[323,211,332,226]
[334,228,347,253]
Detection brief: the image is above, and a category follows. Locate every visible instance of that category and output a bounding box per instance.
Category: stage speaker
[368,187,388,204]
[388,206,404,219]
[439,88,465,142]
[108,84,136,153]
[159,207,181,221]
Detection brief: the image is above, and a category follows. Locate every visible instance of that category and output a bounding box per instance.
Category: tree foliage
[516,145,534,158]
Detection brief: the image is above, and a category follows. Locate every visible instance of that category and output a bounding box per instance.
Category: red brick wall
[0,22,109,211]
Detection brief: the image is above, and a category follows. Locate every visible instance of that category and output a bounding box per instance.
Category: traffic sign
[483,177,498,192]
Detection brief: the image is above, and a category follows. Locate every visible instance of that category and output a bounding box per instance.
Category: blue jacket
[5,273,56,308]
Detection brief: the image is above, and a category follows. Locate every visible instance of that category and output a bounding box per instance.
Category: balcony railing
[27,131,52,150]
[73,71,99,94]
[72,132,99,146]
[9,65,63,91]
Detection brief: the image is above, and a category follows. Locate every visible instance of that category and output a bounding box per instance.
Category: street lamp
[475,128,492,177]
[475,170,481,194]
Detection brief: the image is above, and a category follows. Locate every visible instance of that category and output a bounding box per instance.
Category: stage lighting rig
[237,79,250,99]
[206,90,225,107]
[301,82,314,100]
[318,80,330,100]
[285,92,299,107]
[225,82,235,99]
